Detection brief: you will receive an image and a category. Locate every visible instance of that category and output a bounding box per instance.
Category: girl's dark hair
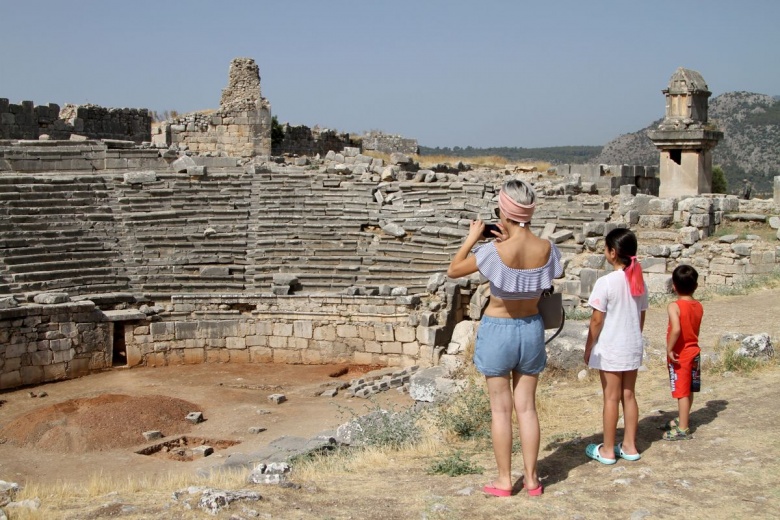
[605,228,645,296]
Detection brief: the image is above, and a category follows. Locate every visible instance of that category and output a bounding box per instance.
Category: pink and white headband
[498,189,535,224]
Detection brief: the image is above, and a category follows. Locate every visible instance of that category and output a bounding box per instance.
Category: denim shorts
[473,315,546,377]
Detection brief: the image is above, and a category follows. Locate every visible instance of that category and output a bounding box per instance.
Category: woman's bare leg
[486,374,514,491]
[513,372,540,489]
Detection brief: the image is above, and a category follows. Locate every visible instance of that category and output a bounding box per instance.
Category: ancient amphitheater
[1,59,778,396]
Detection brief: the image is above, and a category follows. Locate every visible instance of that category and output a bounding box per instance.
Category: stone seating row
[0,175,131,297]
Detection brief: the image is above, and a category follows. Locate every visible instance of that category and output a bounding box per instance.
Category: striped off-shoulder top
[473,241,563,300]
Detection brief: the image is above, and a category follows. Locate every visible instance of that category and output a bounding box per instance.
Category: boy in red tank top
[663,265,704,441]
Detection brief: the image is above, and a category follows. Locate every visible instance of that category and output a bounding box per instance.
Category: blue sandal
[585,443,616,465]
[613,442,641,461]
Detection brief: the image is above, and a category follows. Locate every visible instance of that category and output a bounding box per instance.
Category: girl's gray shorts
[473,314,546,377]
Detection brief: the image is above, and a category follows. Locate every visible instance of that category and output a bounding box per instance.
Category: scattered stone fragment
[192,446,214,458]
[143,431,163,441]
[248,427,266,434]
[267,394,287,404]
[319,388,338,398]
[186,412,204,424]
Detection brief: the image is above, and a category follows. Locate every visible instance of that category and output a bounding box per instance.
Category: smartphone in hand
[482,223,500,238]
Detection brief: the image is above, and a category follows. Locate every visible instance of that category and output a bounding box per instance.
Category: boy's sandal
[662,426,691,441]
[658,417,680,431]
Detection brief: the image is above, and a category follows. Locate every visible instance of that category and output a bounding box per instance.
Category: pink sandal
[525,482,544,497]
[483,483,512,497]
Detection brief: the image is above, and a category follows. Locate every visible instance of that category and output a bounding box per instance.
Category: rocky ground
[0,287,779,519]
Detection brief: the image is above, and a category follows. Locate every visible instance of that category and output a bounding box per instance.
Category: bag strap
[545,311,565,345]
[542,286,564,345]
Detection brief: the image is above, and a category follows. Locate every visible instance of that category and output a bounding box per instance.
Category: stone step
[252,263,363,274]
[10,266,119,283]
[0,235,106,250]
[0,205,113,217]
[12,275,130,294]
[140,282,247,292]
[2,256,119,274]
[1,250,119,266]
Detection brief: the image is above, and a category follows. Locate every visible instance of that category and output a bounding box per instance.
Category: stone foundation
[0,301,110,390]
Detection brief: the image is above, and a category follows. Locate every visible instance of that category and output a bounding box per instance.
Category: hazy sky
[2,0,778,148]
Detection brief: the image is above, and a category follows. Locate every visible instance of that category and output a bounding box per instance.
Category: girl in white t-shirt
[584,228,648,464]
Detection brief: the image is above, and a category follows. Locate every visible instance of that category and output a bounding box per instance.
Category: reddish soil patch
[0,394,197,452]
[0,361,410,485]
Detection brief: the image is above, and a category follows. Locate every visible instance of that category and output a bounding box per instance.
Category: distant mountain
[592,92,780,194]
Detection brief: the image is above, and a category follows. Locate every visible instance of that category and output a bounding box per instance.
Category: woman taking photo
[447,179,563,497]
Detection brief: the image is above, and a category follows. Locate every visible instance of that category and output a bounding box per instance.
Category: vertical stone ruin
[647,67,723,197]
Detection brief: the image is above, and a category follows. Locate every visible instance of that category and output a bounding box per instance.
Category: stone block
[550,230,573,244]
[678,197,713,214]
[641,257,667,273]
[185,411,204,424]
[648,198,676,215]
[268,393,287,404]
[171,154,197,172]
[731,242,753,257]
[33,293,69,304]
[192,445,213,458]
[638,215,673,228]
[416,325,438,346]
[689,214,711,228]
[679,227,699,246]
[143,430,163,441]
[123,170,157,184]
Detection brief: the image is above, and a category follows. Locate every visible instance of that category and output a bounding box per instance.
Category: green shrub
[706,342,770,375]
[427,451,484,477]
[434,379,492,441]
[344,403,422,450]
[711,165,728,193]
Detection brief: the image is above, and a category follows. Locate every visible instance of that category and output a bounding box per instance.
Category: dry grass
[8,359,780,519]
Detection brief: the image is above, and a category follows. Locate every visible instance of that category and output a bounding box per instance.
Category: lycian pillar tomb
[647,67,723,198]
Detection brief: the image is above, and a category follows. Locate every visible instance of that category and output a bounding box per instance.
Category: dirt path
[0,287,778,518]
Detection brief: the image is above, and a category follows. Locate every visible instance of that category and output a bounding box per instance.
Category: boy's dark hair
[672,265,698,295]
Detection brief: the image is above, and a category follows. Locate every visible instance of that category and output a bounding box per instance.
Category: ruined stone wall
[0,99,151,142]
[361,133,419,155]
[165,57,272,158]
[63,104,152,143]
[123,294,438,370]
[555,163,660,195]
[0,301,111,390]
[167,108,271,158]
[274,124,352,156]
[0,99,69,140]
